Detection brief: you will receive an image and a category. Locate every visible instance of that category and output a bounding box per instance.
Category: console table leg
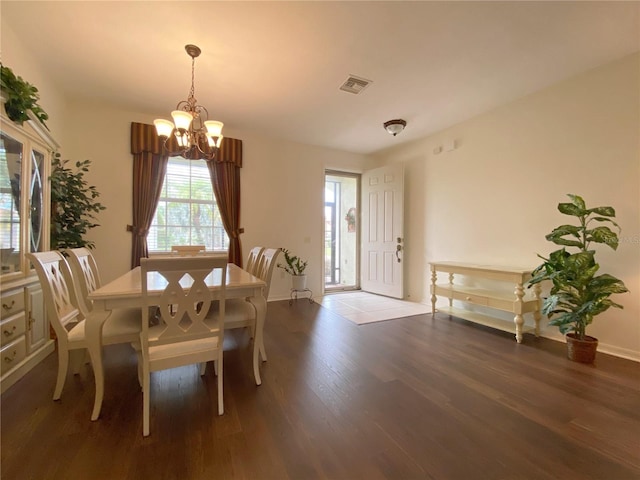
[514,283,525,343]
[532,283,542,336]
[514,314,524,343]
[430,266,437,315]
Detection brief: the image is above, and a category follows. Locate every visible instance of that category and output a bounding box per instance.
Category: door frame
[323,170,361,294]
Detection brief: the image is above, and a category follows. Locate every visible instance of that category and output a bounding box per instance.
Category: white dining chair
[67,248,142,321]
[66,247,143,373]
[170,245,206,256]
[26,251,141,401]
[245,246,265,275]
[65,247,101,317]
[222,248,280,362]
[139,254,227,436]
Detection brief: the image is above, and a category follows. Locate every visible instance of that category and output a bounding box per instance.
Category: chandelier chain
[189,55,196,105]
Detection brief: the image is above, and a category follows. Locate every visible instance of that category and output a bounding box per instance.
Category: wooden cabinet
[26,284,47,353]
[430,262,542,343]
[0,111,57,393]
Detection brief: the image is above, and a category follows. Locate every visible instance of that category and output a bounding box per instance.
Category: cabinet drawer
[0,312,26,347]
[1,290,25,319]
[1,337,26,376]
[451,290,489,306]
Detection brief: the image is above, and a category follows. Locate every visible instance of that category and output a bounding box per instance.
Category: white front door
[360,164,404,298]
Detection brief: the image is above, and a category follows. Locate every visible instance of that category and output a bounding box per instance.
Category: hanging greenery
[50,153,106,250]
[0,64,49,129]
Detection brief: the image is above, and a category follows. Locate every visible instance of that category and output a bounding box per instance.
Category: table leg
[248,293,267,386]
[430,266,437,315]
[448,273,454,308]
[86,306,110,421]
[533,283,542,337]
[514,283,524,344]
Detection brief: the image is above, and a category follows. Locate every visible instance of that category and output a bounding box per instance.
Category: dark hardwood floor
[2,300,639,480]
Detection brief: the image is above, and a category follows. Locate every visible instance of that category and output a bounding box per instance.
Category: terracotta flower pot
[566,333,598,364]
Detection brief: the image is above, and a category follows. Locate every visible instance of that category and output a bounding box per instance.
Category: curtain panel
[206,160,243,267]
[129,122,244,267]
[130,152,168,268]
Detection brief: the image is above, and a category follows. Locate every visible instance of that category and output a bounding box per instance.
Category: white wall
[61,102,367,300]
[369,53,640,360]
[1,18,69,148]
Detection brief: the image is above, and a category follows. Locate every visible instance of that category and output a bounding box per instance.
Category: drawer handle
[2,300,15,311]
[466,296,472,301]
[3,326,17,337]
[4,350,17,363]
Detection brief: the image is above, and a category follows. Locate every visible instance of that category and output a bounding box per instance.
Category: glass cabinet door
[29,148,45,254]
[0,132,23,274]
[0,119,52,280]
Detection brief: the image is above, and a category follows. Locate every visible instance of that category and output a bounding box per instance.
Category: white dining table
[86,263,266,421]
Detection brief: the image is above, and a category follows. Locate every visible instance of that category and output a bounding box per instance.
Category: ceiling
[2,1,639,155]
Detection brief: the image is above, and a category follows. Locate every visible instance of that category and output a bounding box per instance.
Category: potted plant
[50,153,106,250]
[528,194,628,363]
[1,64,49,129]
[277,248,308,290]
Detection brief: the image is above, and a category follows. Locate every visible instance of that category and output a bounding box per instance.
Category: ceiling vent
[339,75,372,94]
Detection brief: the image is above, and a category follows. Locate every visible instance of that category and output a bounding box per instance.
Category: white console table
[430,262,542,343]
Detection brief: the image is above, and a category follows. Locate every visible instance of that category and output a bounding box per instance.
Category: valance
[130,122,242,167]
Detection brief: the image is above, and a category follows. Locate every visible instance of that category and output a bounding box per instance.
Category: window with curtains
[148,157,229,252]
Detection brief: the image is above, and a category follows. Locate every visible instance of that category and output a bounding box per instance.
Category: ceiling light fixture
[154,44,223,159]
[384,119,407,136]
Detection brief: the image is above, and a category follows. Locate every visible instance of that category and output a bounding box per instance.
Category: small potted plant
[277,248,308,291]
[528,194,628,363]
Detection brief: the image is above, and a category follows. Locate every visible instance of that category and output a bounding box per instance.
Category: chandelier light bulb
[205,120,224,137]
[171,110,194,131]
[154,119,174,138]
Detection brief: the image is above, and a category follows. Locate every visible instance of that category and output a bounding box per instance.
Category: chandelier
[154,44,223,160]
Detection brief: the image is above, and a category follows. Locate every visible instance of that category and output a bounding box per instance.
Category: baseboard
[268,295,290,302]
[535,332,639,363]
[590,342,640,362]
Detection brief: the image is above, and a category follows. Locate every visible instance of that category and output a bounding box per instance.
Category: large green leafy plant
[528,194,628,339]
[50,153,106,249]
[0,64,49,129]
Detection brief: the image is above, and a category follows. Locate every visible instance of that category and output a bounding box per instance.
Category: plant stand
[289,288,314,305]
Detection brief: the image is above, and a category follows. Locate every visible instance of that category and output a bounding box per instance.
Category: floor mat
[318,291,431,325]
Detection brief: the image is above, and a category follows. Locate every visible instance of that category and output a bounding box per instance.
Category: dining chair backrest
[140,255,227,348]
[245,246,265,276]
[253,248,281,299]
[26,251,82,342]
[66,247,101,318]
[170,245,206,256]
[140,254,228,435]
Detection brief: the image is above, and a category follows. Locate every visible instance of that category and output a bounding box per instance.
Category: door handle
[395,244,402,263]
